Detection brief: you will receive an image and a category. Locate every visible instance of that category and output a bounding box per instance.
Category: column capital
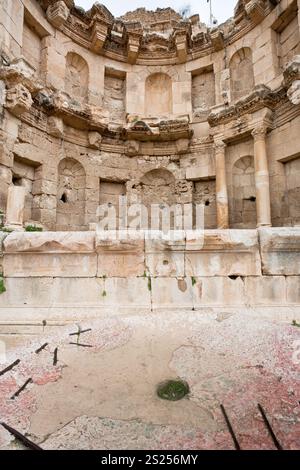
[214,139,226,152]
[251,125,268,141]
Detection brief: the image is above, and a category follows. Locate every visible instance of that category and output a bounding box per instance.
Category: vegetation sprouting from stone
[157,379,190,401]
[25,225,43,232]
[0,277,6,295]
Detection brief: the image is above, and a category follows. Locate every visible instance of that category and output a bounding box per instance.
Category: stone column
[252,126,272,227]
[214,140,229,229]
[5,186,26,229]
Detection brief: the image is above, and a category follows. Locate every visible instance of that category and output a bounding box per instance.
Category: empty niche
[65,52,89,103]
[277,5,300,69]
[56,158,86,230]
[103,68,126,123]
[231,156,257,229]
[22,17,42,73]
[284,157,300,225]
[193,180,217,229]
[99,180,126,225]
[192,66,215,118]
[145,73,173,117]
[12,156,39,223]
[230,48,254,102]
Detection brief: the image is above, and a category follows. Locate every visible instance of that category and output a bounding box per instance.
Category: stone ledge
[259,227,300,275]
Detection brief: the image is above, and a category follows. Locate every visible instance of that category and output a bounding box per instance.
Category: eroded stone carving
[46,1,70,28]
[5,84,33,116]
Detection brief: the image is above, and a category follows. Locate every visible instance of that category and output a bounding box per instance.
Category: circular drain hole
[157,379,190,401]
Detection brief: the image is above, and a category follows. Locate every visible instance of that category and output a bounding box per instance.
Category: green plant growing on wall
[25,225,43,232]
[0,277,6,294]
[148,276,152,292]
[191,276,197,287]
[292,320,300,328]
[102,290,107,297]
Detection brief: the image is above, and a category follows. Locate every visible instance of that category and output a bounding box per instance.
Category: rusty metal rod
[53,347,58,366]
[35,343,48,354]
[69,328,92,336]
[0,359,20,377]
[1,422,43,450]
[220,404,241,450]
[10,378,33,400]
[258,403,283,450]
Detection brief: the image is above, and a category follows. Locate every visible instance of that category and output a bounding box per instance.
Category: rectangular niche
[192,66,215,120]
[22,16,42,74]
[99,180,126,224]
[12,156,39,224]
[193,179,217,229]
[273,1,300,69]
[103,68,126,123]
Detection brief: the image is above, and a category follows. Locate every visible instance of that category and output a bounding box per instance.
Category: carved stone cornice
[210,29,224,51]
[0,59,43,94]
[123,117,193,142]
[46,1,70,28]
[283,55,300,87]
[208,85,286,127]
[5,84,33,117]
[126,22,143,65]
[245,0,265,24]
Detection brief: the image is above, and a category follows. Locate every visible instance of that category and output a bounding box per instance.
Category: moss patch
[0,277,6,295]
[25,225,43,232]
[157,379,190,401]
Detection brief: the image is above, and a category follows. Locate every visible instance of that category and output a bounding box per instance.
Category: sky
[75,0,237,25]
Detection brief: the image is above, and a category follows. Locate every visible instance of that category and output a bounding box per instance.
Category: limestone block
[210,29,224,51]
[90,21,108,53]
[287,80,300,105]
[5,186,26,228]
[145,238,185,277]
[5,84,33,116]
[286,277,300,304]
[125,140,140,157]
[186,230,261,276]
[101,278,151,309]
[3,253,97,277]
[151,278,194,310]
[46,1,70,28]
[96,237,145,277]
[4,232,96,253]
[244,276,287,306]
[193,277,246,307]
[259,228,300,275]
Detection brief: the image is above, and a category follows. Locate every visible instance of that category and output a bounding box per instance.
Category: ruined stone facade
[0,0,300,317]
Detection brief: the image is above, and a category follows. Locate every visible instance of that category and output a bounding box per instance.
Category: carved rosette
[5,84,33,116]
[46,1,70,28]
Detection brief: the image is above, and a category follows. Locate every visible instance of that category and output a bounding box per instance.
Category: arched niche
[231,156,257,228]
[145,73,173,117]
[65,52,89,102]
[56,158,86,230]
[230,48,254,102]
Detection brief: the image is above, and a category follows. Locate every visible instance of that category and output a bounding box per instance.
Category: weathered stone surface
[259,228,300,275]
[4,232,96,253]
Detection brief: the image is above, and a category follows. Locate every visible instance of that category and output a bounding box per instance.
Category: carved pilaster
[214,139,229,229]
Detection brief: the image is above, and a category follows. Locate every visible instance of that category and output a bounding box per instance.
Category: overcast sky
[75,0,237,25]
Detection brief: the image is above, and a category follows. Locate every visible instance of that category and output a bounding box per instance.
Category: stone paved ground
[0,308,299,450]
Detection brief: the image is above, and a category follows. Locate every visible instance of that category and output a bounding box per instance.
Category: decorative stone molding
[90,19,109,53]
[48,116,64,138]
[88,131,102,149]
[287,80,300,105]
[5,84,33,117]
[123,117,193,142]
[251,125,268,141]
[245,0,265,24]
[125,140,140,157]
[0,58,42,93]
[283,56,300,105]
[46,1,70,28]
[126,23,143,65]
[174,31,188,63]
[210,29,224,52]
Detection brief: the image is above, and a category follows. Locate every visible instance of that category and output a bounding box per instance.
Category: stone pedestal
[252,127,272,227]
[215,141,229,229]
[5,186,26,230]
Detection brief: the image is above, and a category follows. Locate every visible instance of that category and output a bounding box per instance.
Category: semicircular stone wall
[0,0,300,231]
